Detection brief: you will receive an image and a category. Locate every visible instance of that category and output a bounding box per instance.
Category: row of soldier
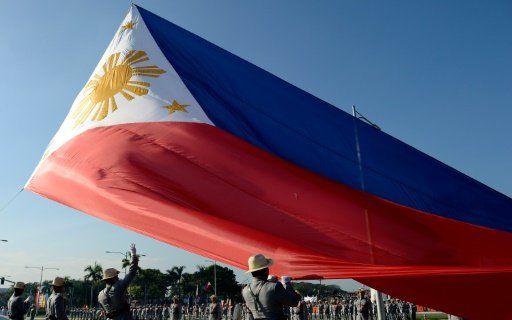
[312,298,416,320]
[65,297,415,320]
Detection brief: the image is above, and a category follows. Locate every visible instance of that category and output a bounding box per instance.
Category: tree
[131,268,168,305]
[84,262,103,283]
[65,278,89,308]
[84,262,103,307]
[190,265,241,300]
[166,265,187,296]
[293,282,345,297]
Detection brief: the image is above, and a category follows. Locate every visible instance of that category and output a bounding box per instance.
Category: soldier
[291,293,306,320]
[46,277,68,320]
[241,254,300,320]
[208,296,221,320]
[401,301,410,320]
[192,304,198,320]
[29,305,37,320]
[7,282,32,320]
[170,296,182,320]
[98,244,139,320]
[353,290,370,320]
[161,304,169,320]
[410,303,416,320]
[231,296,243,320]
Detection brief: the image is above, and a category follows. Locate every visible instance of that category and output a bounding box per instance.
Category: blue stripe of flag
[138,5,512,233]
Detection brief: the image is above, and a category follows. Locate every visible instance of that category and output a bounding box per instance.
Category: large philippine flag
[27,5,512,319]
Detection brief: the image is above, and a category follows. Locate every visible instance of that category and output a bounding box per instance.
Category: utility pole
[25,266,59,311]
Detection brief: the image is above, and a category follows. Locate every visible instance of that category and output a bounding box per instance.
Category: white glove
[130,243,137,257]
[281,276,291,286]
[24,296,33,303]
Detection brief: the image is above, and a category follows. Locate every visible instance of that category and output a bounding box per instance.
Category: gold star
[163,100,189,115]
[122,20,136,30]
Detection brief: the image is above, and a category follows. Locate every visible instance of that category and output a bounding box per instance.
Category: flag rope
[0,188,23,216]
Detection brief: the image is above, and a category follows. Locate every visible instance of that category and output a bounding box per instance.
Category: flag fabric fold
[26,5,512,319]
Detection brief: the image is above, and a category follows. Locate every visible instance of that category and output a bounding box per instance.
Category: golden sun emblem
[72,50,166,127]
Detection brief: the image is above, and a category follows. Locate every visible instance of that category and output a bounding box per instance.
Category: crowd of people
[3,246,454,320]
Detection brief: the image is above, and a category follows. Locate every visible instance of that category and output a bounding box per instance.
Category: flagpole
[351,106,385,320]
[205,260,217,296]
[214,261,217,296]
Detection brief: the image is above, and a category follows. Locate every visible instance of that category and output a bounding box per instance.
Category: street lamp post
[205,260,217,296]
[105,251,128,275]
[25,266,59,310]
[106,250,145,275]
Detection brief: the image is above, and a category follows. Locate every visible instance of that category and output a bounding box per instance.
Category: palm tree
[121,252,144,272]
[166,265,186,296]
[84,262,103,282]
[84,262,103,307]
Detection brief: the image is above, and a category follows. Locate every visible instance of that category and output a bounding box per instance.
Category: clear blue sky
[0,1,510,292]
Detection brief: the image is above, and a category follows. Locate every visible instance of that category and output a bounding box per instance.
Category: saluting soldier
[46,277,68,320]
[241,254,300,320]
[8,282,32,320]
[98,244,139,320]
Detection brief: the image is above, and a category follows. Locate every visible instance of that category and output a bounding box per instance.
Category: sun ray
[110,97,118,113]
[85,80,97,90]
[103,54,115,74]
[128,80,150,87]
[91,102,102,121]
[73,96,91,118]
[109,53,121,71]
[120,90,135,101]
[124,51,149,65]
[124,85,149,97]
[124,50,136,60]
[96,100,110,121]
[75,99,96,127]
[132,66,166,77]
